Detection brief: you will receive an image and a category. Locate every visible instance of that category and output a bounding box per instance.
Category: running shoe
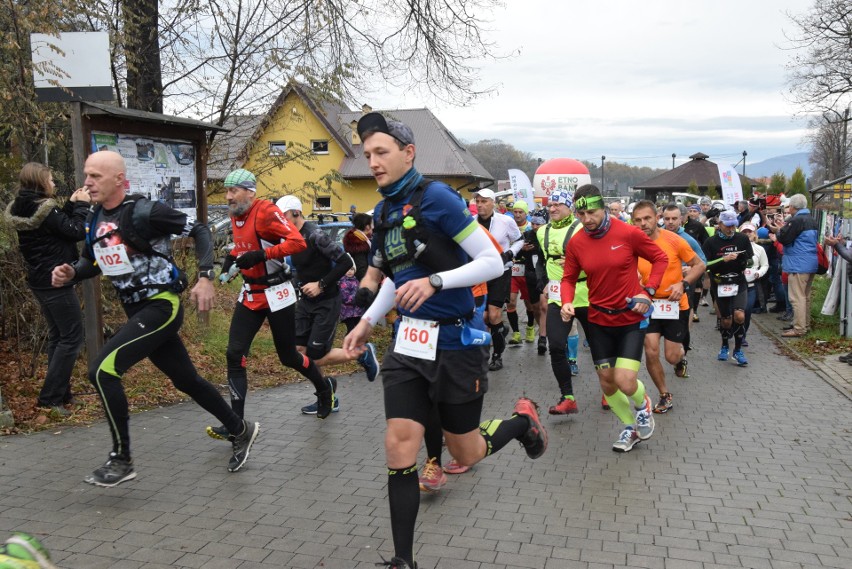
[376,557,417,568]
[2,533,58,569]
[548,396,579,415]
[568,359,579,375]
[359,342,381,382]
[229,420,260,472]
[418,458,447,492]
[674,358,688,378]
[525,326,536,342]
[488,354,503,371]
[717,346,729,361]
[733,350,748,367]
[513,397,548,459]
[601,394,610,410]
[612,425,640,453]
[838,352,852,363]
[741,338,749,347]
[537,337,547,355]
[206,424,234,442]
[635,395,655,440]
[509,331,522,345]
[315,386,335,419]
[301,377,339,414]
[700,297,709,307]
[84,452,136,487]
[692,313,700,323]
[443,458,471,474]
[653,392,673,414]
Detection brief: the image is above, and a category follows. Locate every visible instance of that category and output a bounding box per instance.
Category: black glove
[355,287,376,308]
[500,250,515,264]
[235,250,266,269]
[221,254,236,274]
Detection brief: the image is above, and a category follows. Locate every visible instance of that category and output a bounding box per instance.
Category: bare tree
[804,113,852,182]
[786,0,852,112]
[466,139,539,180]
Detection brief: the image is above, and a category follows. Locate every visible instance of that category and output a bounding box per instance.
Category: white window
[269,141,287,156]
[311,140,329,154]
[314,196,331,210]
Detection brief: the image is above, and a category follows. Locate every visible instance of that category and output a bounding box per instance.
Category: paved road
[1,314,850,569]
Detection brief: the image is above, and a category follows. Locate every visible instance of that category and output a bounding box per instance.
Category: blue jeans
[768,258,787,310]
[744,285,757,336]
[32,286,84,406]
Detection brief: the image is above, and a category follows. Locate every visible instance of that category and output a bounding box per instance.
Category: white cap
[276,195,302,213]
[474,189,496,200]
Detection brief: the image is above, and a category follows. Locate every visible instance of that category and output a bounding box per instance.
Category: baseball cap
[740,223,756,232]
[719,210,738,226]
[512,200,529,213]
[356,112,415,146]
[474,189,496,200]
[530,215,546,225]
[549,189,574,207]
[275,195,302,213]
[224,169,256,191]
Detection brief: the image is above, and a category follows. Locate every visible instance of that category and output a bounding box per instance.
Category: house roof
[207,114,263,180]
[634,152,757,191]
[83,102,229,132]
[334,108,493,182]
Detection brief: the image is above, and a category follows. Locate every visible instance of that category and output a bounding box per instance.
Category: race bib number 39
[651,299,679,320]
[547,279,561,301]
[718,283,739,298]
[264,281,297,311]
[394,316,439,361]
[95,244,133,276]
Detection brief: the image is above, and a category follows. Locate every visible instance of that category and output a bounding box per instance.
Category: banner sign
[717,163,743,206]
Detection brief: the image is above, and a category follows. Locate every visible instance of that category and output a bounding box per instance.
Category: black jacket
[4,191,89,289]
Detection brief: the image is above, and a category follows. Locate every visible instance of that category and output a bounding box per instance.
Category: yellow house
[207,83,493,216]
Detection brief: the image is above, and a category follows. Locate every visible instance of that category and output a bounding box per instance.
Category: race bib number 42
[394,316,439,361]
[95,244,134,276]
[547,279,561,301]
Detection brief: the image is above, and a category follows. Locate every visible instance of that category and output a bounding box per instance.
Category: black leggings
[88,293,242,459]
[226,302,327,418]
[545,303,574,397]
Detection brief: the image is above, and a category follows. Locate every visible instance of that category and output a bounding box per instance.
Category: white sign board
[31,32,113,101]
[717,163,744,206]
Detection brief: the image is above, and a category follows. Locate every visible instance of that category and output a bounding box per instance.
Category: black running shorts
[644,305,690,343]
[486,269,511,308]
[295,294,342,357]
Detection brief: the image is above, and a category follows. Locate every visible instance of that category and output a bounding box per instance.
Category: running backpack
[817,243,829,275]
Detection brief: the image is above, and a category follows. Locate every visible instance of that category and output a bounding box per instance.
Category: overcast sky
[364,0,815,170]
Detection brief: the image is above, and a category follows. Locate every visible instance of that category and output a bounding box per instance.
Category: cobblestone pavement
[1,313,850,569]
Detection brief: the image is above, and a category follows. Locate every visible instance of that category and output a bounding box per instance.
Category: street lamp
[742,150,747,177]
[601,155,606,192]
[672,153,676,169]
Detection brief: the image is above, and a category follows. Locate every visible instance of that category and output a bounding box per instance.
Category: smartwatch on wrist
[644,287,656,297]
[429,274,443,293]
[198,269,215,280]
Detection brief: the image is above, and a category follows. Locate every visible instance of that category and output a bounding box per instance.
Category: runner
[559,184,668,452]
[631,201,705,414]
[51,151,259,486]
[702,210,752,366]
[274,196,380,414]
[343,112,547,569]
[506,200,541,345]
[473,188,523,371]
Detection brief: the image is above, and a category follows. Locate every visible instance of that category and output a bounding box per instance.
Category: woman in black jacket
[4,162,90,412]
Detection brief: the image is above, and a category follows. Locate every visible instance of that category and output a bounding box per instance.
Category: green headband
[573,195,605,211]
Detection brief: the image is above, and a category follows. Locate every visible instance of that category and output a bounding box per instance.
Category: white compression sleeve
[438,225,504,290]
[361,278,397,326]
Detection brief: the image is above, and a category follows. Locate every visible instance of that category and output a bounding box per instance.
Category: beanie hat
[512,200,529,213]
[757,227,769,239]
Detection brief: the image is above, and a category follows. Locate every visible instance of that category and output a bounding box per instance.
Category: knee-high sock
[605,390,635,426]
[227,374,247,419]
[479,416,528,455]
[491,324,505,355]
[720,326,731,347]
[527,310,535,327]
[732,322,745,351]
[629,380,647,408]
[387,465,419,567]
[507,310,519,333]
[567,334,579,360]
[424,406,443,466]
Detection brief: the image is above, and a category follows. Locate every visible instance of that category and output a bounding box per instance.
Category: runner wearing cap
[474,188,524,371]
[207,170,337,442]
[506,200,541,345]
[274,195,380,415]
[343,112,548,569]
[702,210,752,366]
[560,184,668,452]
[740,222,769,347]
[631,201,705,414]
[534,188,587,414]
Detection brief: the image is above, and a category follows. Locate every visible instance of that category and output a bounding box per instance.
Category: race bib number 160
[394,316,439,361]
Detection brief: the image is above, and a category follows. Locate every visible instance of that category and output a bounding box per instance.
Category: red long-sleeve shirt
[561,218,668,326]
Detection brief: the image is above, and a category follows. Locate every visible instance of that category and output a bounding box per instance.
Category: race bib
[394,316,439,360]
[651,299,679,320]
[95,244,134,276]
[547,279,561,301]
[718,283,739,297]
[264,281,297,312]
[511,264,526,277]
[744,268,757,283]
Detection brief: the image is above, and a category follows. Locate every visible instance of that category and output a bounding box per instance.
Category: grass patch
[787,275,852,356]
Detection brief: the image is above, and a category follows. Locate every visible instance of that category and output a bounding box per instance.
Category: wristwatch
[429,274,443,293]
[681,280,691,291]
[198,269,215,280]
[644,287,656,297]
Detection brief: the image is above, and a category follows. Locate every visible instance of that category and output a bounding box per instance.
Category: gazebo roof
[634,152,756,191]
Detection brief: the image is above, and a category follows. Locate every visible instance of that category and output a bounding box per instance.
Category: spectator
[343,212,373,280]
[3,163,90,415]
[768,194,818,337]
